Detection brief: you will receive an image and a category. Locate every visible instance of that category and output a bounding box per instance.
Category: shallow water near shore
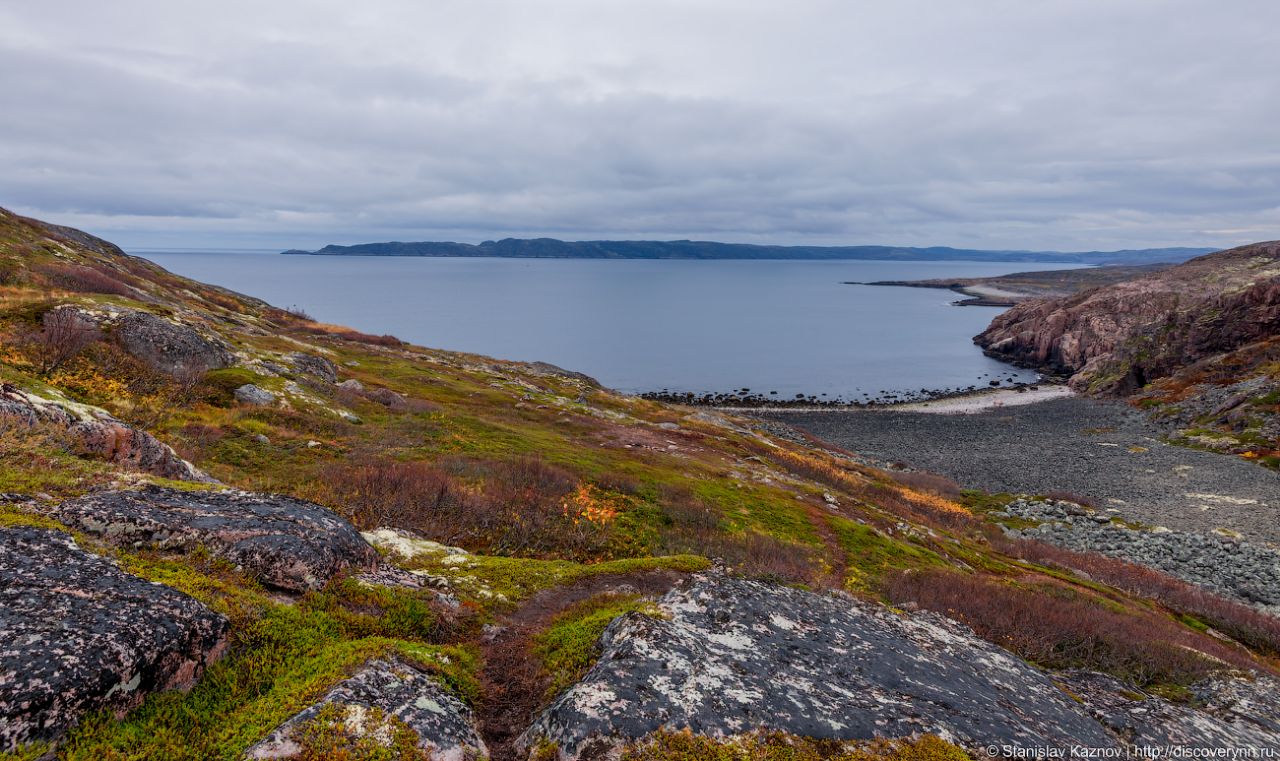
[137,250,1078,401]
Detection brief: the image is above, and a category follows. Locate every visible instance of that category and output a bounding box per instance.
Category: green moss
[534,593,655,699]
[403,553,709,607]
[0,502,65,530]
[288,703,429,761]
[828,517,944,590]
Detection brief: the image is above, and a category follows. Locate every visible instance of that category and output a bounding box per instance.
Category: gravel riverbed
[756,397,1280,545]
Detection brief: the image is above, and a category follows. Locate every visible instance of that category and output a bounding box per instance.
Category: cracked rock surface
[520,574,1118,757]
[49,486,380,592]
[1060,671,1280,748]
[0,526,229,752]
[245,656,486,761]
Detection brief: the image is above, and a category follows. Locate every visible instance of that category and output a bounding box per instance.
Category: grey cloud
[1,0,1278,250]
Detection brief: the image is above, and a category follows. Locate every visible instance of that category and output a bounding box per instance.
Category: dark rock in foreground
[1062,671,1280,747]
[0,526,229,753]
[245,656,486,761]
[50,486,379,592]
[520,574,1118,757]
[0,383,212,482]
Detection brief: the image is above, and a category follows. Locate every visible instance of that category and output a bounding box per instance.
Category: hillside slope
[1,208,1278,759]
[975,241,1280,464]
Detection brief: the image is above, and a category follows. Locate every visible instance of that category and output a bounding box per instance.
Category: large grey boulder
[233,384,276,406]
[49,486,380,592]
[245,656,486,761]
[114,310,234,375]
[0,526,229,752]
[286,352,337,383]
[0,383,212,482]
[521,574,1119,758]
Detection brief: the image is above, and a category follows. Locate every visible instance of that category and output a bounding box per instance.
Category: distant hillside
[283,237,1216,265]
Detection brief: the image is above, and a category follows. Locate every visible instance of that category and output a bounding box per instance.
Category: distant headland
[281,238,1216,265]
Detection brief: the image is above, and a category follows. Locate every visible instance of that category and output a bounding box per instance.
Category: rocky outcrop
[49,486,380,592]
[234,384,276,406]
[520,574,1119,757]
[114,310,235,375]
[245,656,486,761]
[286,352,337,383]
[999,498,1280,614]
[0,526,229,752]
[975,242,1280,394]
[0,383,212,482]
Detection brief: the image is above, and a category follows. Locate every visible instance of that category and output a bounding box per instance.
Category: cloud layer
[2,0,1278,249]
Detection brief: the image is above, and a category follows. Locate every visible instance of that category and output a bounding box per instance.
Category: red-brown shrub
[34,262,135,296]
[19,308,101,374]
[313,456,613,560]
[883,568,1262,687]
[993,535,1280,658]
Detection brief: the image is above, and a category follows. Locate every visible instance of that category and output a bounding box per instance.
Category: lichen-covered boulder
[114,310,234,375]
[1061,671,1280,748]
[49,486,380,592]
[233,383,276,406]
[287,352,337,383]
[0,526,229,752]
[244,656,486,761]
[520,574,1118,758]
[0,383,212,482]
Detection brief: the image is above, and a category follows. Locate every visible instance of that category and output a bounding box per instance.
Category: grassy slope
[1,208,1276,759]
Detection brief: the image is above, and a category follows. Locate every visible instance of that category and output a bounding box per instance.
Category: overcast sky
[2,1,1278,251]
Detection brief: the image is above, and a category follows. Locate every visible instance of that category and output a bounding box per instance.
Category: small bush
[311,456,614,560]
[18,308,101,375]
[890,470,964,500]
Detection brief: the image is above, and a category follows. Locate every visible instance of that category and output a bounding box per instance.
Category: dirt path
[474,569,686,760]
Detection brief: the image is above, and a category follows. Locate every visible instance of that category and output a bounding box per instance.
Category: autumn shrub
[994,535,1280,658]
[18,308,101,375]
[33,262,135,296]
[882,568,1260,688]
[889,470,964,500]
[313,456,614,560]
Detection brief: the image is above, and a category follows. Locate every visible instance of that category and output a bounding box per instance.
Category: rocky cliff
[975,241,1280,462]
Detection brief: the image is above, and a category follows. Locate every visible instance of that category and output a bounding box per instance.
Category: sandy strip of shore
[881,384,1076,413]
[724,384,1076,415]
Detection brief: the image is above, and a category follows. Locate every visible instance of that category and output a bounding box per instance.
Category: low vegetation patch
[883,568,1262,690]
[617,730,971,761]
[533,593,655,700]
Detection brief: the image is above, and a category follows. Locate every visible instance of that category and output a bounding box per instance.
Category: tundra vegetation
[0,207,1277,759]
